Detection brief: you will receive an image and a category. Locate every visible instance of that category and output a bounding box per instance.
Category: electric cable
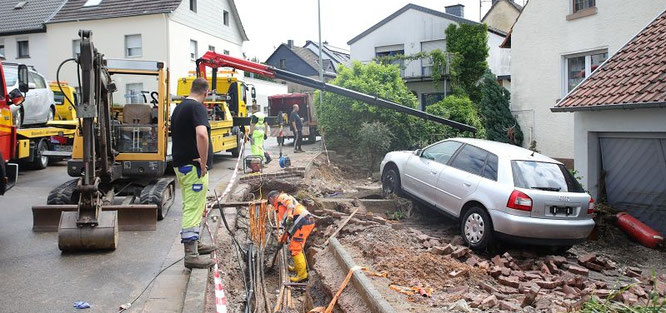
[116,256,184,313]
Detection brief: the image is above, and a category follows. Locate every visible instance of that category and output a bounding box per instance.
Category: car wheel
[461,206,494,251]
[14,109,23,128]
[381,167,402,198]
[47,107,55,121]
[31,139,49,170]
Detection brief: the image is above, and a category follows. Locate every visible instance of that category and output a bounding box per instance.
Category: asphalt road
[0,152,240,312]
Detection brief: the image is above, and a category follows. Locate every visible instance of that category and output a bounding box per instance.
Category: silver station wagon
[380,138,595,251]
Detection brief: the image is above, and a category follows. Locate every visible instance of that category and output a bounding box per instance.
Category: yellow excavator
[32,30,175,251]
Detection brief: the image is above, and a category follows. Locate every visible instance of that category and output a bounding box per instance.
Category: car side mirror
[18,64,29,93]
[9,88,24,105]
[414,149,422,157]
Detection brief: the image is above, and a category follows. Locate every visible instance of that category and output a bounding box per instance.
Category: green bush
[445,23,489,103]
[478,72,523,146]
[314,61,423,151]
[358,121,393,174]
[422,95,485,145]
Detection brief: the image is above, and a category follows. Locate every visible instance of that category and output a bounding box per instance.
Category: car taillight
[507,190,533,211]
[587,198,595,214]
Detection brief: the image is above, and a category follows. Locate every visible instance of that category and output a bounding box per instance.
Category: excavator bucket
[58,210,118,251]
[32,204,158,232]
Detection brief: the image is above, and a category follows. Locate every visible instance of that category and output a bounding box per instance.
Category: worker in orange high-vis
[267,190,315,282]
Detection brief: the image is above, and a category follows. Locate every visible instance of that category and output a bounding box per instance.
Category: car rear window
[53,91,65,105]
[482,153,498,181]
[511,161,585,193]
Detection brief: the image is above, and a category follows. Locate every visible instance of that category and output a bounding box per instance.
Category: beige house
[481,0,522,33]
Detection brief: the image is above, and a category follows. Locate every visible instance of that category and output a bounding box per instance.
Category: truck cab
[0,62,30,194]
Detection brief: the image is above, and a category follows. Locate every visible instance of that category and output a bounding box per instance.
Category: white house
[348,3,510,110]
[45,0,248,102]
[481,0,522,33]
[0,0,67,74]
[553,9,666,234]
[505,0,666,166]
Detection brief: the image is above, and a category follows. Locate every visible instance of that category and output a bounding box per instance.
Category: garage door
[600,137,666,234]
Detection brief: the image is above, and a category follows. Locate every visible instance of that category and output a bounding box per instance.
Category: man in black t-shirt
[170,77,215,269]
[289,104,304,153]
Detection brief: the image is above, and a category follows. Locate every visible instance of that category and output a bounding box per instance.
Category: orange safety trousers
[273,193,315,256]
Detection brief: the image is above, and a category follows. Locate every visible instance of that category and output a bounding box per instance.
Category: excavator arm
[196,51,476,133]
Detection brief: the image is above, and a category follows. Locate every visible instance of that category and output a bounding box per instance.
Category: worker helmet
[252,112,265,124]
[267,190,280,203]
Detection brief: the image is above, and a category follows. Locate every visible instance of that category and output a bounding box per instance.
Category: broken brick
[622,292,639,305]
[477,260,491,271]
[524,272,542,281]
[480,295,498,309]
[498,276,521,288]
[546,261,559,274]
[416,234,431,242]
[655,280,666,296]
[501,267,512,276]
[562,284,577,295]
[370,216,387,225]
[502,252,515,262]
[479,282,499,294]
[450,235,464,246]
[540,263,552,275]
[465,255,480,267]
[577,253,597,264]
[594,289,612,298]
[521,291,538,308]
[512,270,526,280]
[582,261,605,272]
[535,280,564,289]
[500,300,521,311]
[567,265,589,276]
[451,247,471,259]
[548,255,567,265]
[432,244,454,255]
[449,269,468,278]
[490,266,502,278]
[491,255,506,267]
[625,267,642,278]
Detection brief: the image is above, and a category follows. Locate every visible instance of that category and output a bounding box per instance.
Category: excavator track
[47,179,79,205]
[140,178,176,220]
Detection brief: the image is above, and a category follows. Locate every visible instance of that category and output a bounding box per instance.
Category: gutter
[551,102,666,113]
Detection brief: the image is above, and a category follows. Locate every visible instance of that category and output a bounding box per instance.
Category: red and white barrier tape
[202,139,245,313]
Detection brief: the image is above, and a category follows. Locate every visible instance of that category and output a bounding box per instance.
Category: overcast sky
[235,0,527,61]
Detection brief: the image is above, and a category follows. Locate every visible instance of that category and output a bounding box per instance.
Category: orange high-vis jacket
[273,193,309,226]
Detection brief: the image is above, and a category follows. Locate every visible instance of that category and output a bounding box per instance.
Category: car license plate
[550,206,573,216]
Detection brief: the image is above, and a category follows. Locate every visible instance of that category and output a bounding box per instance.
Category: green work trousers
[175,164,209,241]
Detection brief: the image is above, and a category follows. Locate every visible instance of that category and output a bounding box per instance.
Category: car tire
[47,107,55,122]
[30,139,49,170]
[461,206,494,251]
[14,108,23,128]
[381,167,403,198]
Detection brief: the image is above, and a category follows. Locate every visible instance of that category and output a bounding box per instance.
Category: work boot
[184,241,215,269]
[290,252,308,282]
[197,241,216,255]
[264,152,272,165]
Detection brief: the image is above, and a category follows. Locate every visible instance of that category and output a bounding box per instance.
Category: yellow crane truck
[176,73,255,157]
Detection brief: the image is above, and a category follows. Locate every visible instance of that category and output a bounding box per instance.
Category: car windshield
[511,161,585,193]
[4,67,17,87]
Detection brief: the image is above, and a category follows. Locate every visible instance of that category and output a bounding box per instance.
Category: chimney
[287,40,294,48]
[445,4,465,17]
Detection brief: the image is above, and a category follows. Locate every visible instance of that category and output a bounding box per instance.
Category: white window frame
[562,49,608,96]
[190,40,198,61]
[72,39,81,58]
[16,39,29,58]
[125,34,142,58]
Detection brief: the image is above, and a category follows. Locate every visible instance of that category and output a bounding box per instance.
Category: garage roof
[553,9,666,112]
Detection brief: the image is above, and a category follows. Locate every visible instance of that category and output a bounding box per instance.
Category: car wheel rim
[383,174,395,194]
[40,144,48,167]
[464,213,485,244]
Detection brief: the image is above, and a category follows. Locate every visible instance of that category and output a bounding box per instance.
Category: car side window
[450,144,488,176]
[482,153,498,181]
[421,141,462,165]
[29,72,46,89]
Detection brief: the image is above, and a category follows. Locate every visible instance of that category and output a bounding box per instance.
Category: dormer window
[14,1,27,10]
[83,0,103,7]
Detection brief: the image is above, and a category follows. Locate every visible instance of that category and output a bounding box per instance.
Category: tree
[358,122,393,175]
[445,23,489,103]
[423,95,486,145]
[314,61,423,151]
[478,72,523,146]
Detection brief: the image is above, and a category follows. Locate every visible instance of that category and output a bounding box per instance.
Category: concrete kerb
[328,238,396,313]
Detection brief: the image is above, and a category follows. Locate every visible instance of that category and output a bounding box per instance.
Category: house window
[208,45,215,52]
[17,40,29,58]
[223,10,229,26]
[125,34,142,57]
[573,0,595,13]
[126,83,144,104]
[189,0,197,12]
[564,50,607,93]
[83,0,103,6]
[223,50,230,55]
[0,40,5,57]
[190,40,198,60]
[421,93,445,110]
[72,39,81,58]
[279,59,286,69]
[376,45,405,76]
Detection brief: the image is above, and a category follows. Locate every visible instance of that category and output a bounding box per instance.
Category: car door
[403,141,463,205]
[22,72,40,125]
[32,73,50,123]
[436,144,488,216]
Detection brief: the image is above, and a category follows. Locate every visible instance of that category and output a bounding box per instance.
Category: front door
[403,141,463,206]
[437,144,487,216]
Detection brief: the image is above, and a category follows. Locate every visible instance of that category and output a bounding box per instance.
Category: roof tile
[49,0,182,23]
